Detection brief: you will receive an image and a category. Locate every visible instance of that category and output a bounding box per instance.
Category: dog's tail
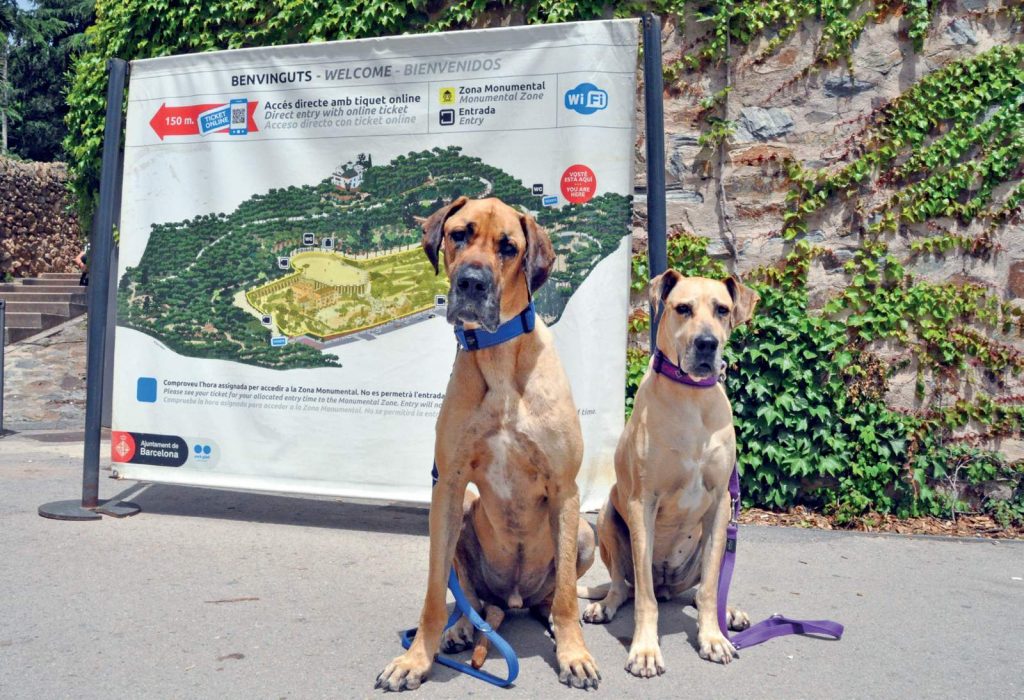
[470,605,505,669]
[576,582,610,600]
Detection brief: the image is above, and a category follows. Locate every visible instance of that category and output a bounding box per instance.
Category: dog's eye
[449,229,468,244]
[675,304,692,316]
[716,305,730,317]
[499,239,517,257]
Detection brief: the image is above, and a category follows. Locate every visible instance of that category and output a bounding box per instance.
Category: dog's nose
[694,334,718,355]
[454,265,493,301]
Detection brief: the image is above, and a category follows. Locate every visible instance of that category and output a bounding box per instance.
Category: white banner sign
[111,19,639,509]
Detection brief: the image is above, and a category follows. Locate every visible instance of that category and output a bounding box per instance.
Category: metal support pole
[643,13,668,351]
[39,59,139,520]
[102,139,125,428]
[1,299,6,435]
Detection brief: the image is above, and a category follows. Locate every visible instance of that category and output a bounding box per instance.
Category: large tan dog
[376,197,600,691]
[579,270,759,676]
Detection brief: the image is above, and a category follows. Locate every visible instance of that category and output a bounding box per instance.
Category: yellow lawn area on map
[295,253,368,286]
[245,248,449,341]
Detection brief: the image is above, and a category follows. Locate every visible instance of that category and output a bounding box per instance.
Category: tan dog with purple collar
[578,270,759,676]
[376,197,600,691]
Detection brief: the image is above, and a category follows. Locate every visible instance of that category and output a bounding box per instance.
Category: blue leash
[399,568,519,686]
[398,463,519,687]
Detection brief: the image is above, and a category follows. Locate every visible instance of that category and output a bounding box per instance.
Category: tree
[0,0,16,153]
[5,0,93,160]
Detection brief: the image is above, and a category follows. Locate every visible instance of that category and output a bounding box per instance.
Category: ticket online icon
[198,105,232,135]
[197,99,249,136]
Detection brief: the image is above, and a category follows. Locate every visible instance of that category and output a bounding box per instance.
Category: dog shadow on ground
[419,597,702,682]
[575,598,704,657]
[127,482,430,536]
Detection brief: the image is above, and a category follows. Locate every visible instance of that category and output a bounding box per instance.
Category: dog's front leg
[550,488,601,689]
[694,491,737,664]
[376,467,468,691]
[625,493,665,677]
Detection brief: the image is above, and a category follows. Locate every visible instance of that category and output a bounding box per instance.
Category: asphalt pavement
[0,430,1021,700]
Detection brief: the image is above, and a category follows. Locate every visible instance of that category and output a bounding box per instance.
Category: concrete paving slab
[0,432,1021,699]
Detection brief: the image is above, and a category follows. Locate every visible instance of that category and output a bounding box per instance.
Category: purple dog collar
[651,349,719,388]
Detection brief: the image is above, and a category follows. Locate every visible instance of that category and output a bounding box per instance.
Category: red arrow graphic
[150,101,260,140]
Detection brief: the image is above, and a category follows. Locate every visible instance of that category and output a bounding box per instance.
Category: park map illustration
[117,147,630,369]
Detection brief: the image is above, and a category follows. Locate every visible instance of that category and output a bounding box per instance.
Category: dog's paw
[582,601,617,624]
[441,615,475,653]
[697,631,736,664]
[625,643,665,678]
[727,606,750,632]
[375,651,431,691]
[557,648,602,689]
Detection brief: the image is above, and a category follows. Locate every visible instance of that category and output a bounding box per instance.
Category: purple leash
[716,466,845,648]
[650,349,844,649]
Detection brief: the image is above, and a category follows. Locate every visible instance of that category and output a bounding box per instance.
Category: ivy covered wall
[63,1,1024,526]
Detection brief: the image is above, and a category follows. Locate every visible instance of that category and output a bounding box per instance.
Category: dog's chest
[656,471,713,531]
[481,430,524,500]
[474,426,549,499]
[467,394,565,489]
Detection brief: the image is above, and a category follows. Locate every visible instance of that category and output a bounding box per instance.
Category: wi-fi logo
[564,83,608,115]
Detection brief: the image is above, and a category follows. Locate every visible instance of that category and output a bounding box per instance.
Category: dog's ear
[724,275,760,326]
[421,196,468,274]
[520,211,555,292]
[648,269,682,311]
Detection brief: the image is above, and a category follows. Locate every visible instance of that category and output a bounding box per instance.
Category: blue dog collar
[454,301,536,351]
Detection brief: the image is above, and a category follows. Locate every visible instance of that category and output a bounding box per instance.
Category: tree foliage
[5,0,94,161]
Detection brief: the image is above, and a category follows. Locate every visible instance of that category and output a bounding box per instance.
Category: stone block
[946,18,978,46]
[1008,261,1024,299]
[959,0,988,11]
[665,188,704,205]
[734,107,795,142]
[667,132,704,180]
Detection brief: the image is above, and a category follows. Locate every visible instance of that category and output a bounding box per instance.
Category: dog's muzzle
[447,264,500,332]
[688,334,720,377]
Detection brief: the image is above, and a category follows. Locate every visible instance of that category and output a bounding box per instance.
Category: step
[0,283,89,295]
[0,291,88,303]
[3,311,66,329]
[2,300,87,316]
[2,311,67,346]
[4,326,42,345]
[38,272,82,279]
[20,277,83,287]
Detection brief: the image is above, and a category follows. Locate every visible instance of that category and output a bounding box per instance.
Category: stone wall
[628,2,1023,457]
[643,2,1018,290]
[0,156,81,279]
